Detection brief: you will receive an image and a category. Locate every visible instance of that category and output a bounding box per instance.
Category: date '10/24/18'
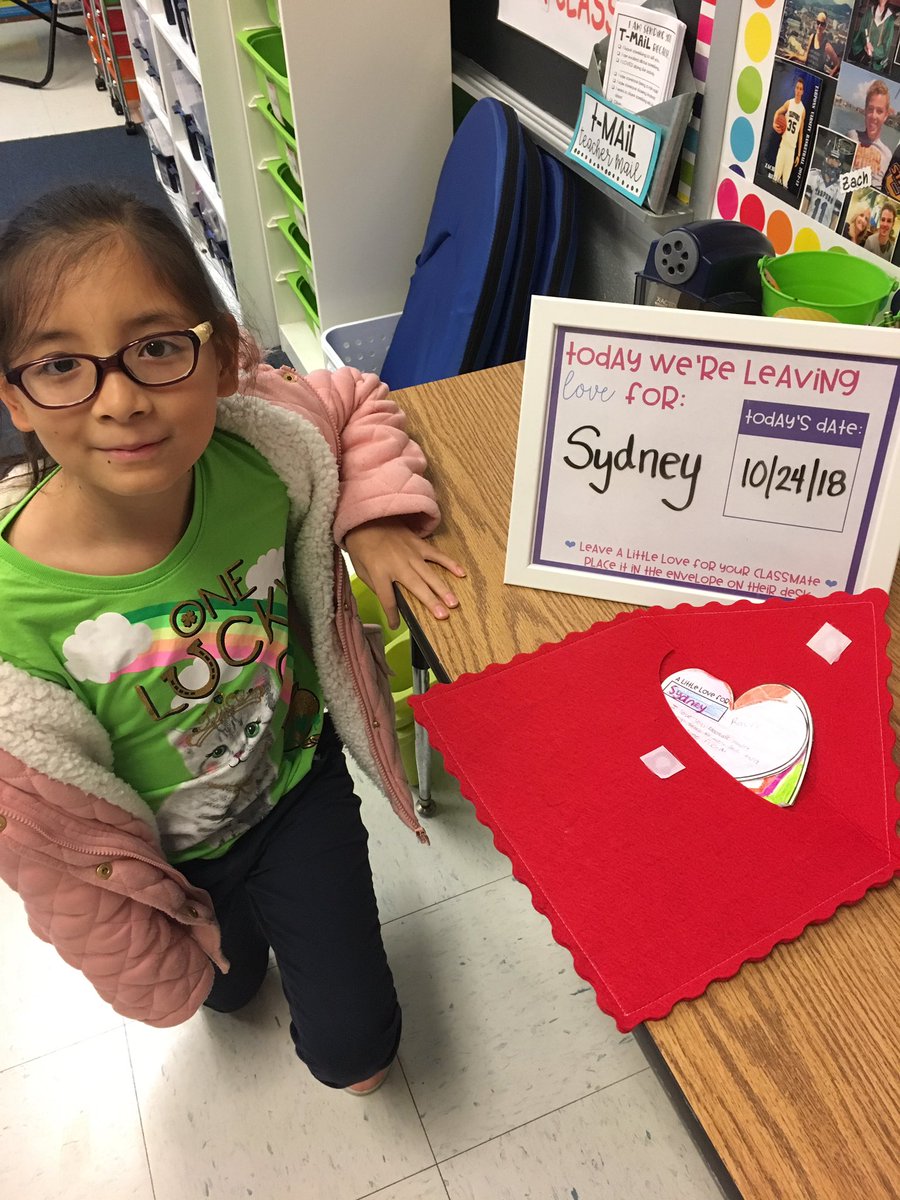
[739,456,848,502]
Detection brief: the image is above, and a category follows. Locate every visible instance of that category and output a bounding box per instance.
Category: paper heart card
[411,590,900,1030]
[660,669,812,806]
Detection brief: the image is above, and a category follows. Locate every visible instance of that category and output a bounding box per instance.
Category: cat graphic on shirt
[158,671,280,855]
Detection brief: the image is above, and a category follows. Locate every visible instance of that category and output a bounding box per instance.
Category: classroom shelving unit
[117,0,452,369]
[119,0,272,329]
[230,0,451,369]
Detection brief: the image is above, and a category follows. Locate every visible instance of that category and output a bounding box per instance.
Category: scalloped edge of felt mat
[410,588,899,1030]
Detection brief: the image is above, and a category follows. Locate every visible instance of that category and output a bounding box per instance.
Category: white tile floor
[0,18,726,1200]
[0,10,122,141]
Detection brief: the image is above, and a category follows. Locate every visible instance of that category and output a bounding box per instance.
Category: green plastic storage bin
[256,99,301,189]
[286,270,319,333]
[396,723,418,789]
[266,0,280,24]
[237,27,293,131]
[264,158,309,240]
[275,216,315,287]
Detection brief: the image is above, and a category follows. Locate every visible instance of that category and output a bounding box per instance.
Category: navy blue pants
[180,719,401,1088]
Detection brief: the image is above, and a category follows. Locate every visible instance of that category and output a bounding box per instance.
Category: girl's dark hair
[0,184,259,486]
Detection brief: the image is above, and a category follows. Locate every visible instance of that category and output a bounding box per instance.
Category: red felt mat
[411,591,900,1030]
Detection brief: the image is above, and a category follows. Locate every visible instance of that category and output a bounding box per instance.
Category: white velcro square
[640,746,685,779]
[806,622,852,665]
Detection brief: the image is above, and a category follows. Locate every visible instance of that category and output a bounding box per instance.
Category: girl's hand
[344,516,466,629]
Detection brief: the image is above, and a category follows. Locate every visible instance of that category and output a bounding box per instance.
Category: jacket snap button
[96,862,113,879]
[372,719,380,728]
[186,905,199,919]
[0,815,6,832]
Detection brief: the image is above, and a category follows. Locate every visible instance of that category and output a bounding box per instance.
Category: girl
[0,185,465,1095]
[844,200,873,245]
[789,12,840,77]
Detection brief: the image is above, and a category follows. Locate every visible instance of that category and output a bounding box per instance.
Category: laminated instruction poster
[716,0,900,267]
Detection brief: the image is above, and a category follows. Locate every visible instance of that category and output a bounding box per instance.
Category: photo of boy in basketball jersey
[756,61,829,201]
[773,78,808,184]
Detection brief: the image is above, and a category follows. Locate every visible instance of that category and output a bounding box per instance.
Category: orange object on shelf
[83,1,140,122]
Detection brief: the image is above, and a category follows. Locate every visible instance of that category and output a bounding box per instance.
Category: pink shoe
[344,1063,392,1096]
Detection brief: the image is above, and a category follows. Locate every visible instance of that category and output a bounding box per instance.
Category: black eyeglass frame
[4,321,214,410]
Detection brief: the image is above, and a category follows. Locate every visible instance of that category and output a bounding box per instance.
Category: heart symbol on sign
[825,580,838,588]
[662,668,812,807]
[565,540,576,548]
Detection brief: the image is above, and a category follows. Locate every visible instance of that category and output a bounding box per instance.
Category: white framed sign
[506,297,900,606]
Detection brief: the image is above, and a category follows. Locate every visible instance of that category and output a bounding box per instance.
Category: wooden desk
[394,361,900,1200]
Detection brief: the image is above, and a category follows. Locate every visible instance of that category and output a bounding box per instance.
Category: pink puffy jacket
[0,366,439,1027]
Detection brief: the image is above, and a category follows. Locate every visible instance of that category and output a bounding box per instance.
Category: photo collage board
[715,1,900,268]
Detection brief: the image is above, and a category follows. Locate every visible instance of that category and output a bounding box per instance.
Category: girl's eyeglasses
[4,321,214,410]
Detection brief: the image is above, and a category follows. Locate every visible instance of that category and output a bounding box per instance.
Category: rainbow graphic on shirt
[60,546,294,720]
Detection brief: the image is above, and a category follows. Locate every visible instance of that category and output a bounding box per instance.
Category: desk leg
[411,636,435,816]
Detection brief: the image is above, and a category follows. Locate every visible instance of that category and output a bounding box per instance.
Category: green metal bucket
[758,251,898,324]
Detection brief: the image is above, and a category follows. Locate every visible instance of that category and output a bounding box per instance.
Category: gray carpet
[0,124,167,229]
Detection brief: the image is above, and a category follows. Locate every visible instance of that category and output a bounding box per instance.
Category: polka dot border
[740,193,766,231]
[736,66,763,114]
[730,116,755,163]
[794,227,822,252]
[766,209,793,255]
[716,177,739,220]
[744,13,772,63]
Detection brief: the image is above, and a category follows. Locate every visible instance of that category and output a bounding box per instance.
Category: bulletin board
[715,0,900,268]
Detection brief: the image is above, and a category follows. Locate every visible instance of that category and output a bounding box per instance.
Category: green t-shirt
[0,430,323,863]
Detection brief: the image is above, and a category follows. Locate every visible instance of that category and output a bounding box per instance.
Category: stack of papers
[602,1,686,113]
